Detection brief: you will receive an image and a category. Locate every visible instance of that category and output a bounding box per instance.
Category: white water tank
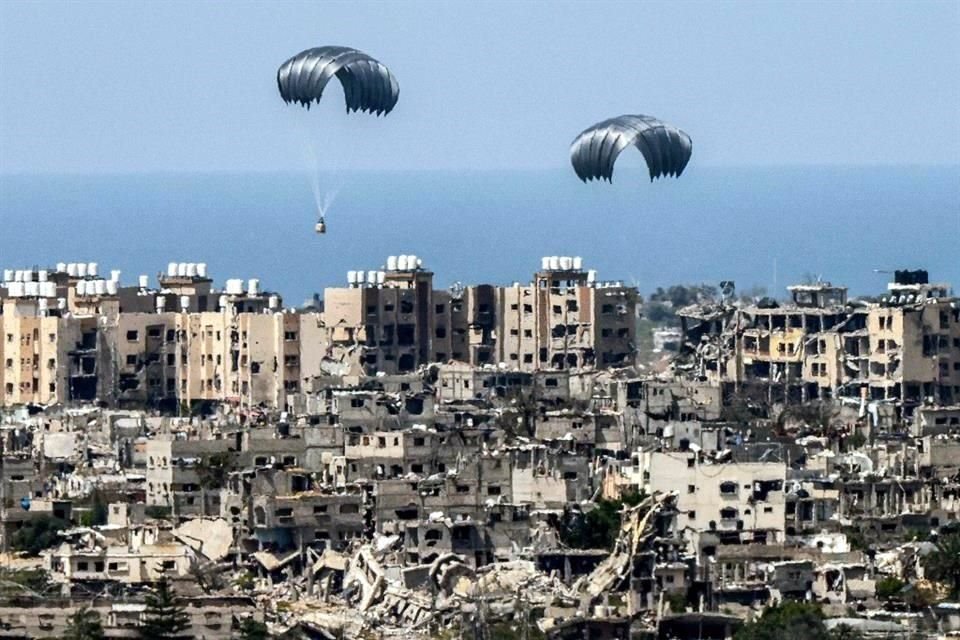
[167,262,178,277]
[366,270,377,285]
[177,262,187,277]
[268,295,279,309]
[56,262,66,273]
[573,256,583,270]
[218,295,228,309]
[416,256,423,269]
[38,298,48,312]
[560,256,572,270]
[25,282,39,297]
[187,263,197,277]
[106,280,118,296]
[76,281,86,296]
[347,270,358,285]
[406,255,416,270]
[541,257,550,271]
[2,269,12,282]
[247,279,260,296]
[38,270,48,282]
[87,262,98,277]
[77,263,88,277]
[376,271,385,285]
[13,270,23,282]
[197,263,208,278]
[138,275,149,289]
[109,269,120,283]
[225,279,243,295]
[12,282,25,297]
[94,280,106,296]
[587,269,597,284]
[156,296,166,312]
[549,256,560,270]
[180,296,190,311]
[67,263,78,277]
[356,271,365,285]
[397,255,408,271]
[386,255,398,271]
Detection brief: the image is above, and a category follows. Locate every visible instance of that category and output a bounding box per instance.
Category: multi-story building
[677,271,960,419]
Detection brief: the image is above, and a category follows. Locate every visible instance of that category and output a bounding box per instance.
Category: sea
[0,166,957,306]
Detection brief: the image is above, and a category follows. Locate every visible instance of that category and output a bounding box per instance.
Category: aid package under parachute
[570,114,692,183]
[277,45,399,116]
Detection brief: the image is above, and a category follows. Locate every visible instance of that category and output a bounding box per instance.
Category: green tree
[11,515,69,556]
[62,607,106,640]
[734,602,829,640]
[875,576,905,600]
[237,618,270,640]
[925,532,960,597]
[828,625,864,640]
[80,488,109,527]
[560,499,624,550]
[138,576,191,640]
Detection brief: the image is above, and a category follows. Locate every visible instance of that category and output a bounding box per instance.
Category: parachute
[570,115,692,183]
[277,46,399,116]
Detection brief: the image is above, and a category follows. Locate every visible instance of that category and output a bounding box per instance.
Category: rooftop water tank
[560,256,573,270]
[94,280,106,296]
[76,281,86,296]
[56,262,66,273]
[138,275,149,288]
[406,255,416,270]
[110,269,121,283]
[549,256,560,270]
[573,256,583,270]
[177,263,187,277]
[366,270,377,285]
[25,282,39,297]
[356,271,366,284]
[106,280,118,296]
[197,263,208,278]
[2,269,12,282]
[386,255,398,271]
[541,257,550,271]
[77,263,88,277]
[180,295,190,311]
[397,255,409,270]
[87,262,98,277]
[347,270,358,285]
[167,262,178,277]
[67,263,78,277]
[376,271,385,285]
[247,279,260,296]
[187,263,197,277]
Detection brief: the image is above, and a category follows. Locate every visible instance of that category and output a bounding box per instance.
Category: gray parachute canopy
[277,46,399,116]
[570,115,692,183]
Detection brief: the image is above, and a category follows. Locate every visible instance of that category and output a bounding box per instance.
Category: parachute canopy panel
[277,46,399,116]
[570,115,692,183]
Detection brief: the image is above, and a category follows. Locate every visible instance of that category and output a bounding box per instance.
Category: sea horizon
[2,165,957,306]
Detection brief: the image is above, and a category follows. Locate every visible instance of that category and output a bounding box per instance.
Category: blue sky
[1,0,958,173]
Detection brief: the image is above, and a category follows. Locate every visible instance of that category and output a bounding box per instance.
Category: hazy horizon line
[2,162,959,178]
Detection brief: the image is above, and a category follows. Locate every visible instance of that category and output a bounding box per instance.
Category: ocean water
[0,167,957,305]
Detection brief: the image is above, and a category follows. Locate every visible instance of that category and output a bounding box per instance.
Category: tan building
[497,257,637,371]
